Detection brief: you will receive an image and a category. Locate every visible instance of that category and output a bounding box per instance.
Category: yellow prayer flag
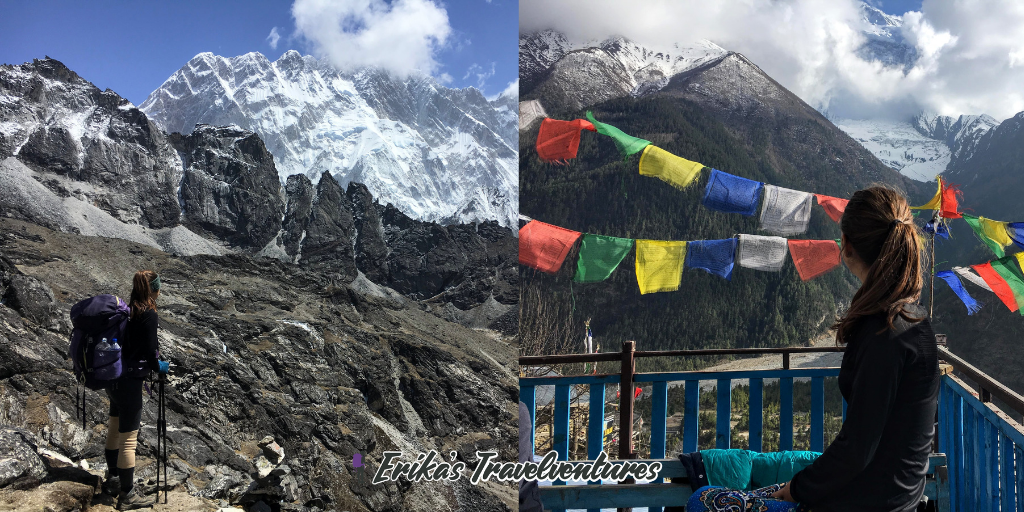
[636,240,687,294]
[1016,252,1024,273]
[911,177,942,210]
[980,217,1014,250]
[638,145,704,190]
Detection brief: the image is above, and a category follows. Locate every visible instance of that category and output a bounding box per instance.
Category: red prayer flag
[788,239,841,280]
[813,194,848,223]
[634,387,643,399]
[940,181,962,219]
[518,220,582,273]
[971,262,1019,312]
[535,118,596,163]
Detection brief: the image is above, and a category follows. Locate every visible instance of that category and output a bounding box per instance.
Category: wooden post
[618,340,636,512]
[929,213,939,318]
[619,340,636,460]
[782,352,790,370]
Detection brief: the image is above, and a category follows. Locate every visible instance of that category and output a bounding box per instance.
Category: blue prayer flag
[1008,222,1024,250]
[685,238,738,280]
[936,270,982,315]
[924,219,950,239]
[702,169,764,216]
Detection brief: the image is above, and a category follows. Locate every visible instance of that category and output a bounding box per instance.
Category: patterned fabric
[535,118,596,163]
[760,185,814,236]
[686,484,809,512]
[702,169,763,216]
[813,194,847,223]
[518,221,582,274]
[586,111,651,158]
[686,239,738,280]
[635,240,686,294]
[787,240,841,281]
[936,270,982,315]
[737,234,789,272]
[639,145,704,190]
[574,234,634,283]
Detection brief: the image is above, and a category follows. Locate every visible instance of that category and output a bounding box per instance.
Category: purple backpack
[69,295,134,390]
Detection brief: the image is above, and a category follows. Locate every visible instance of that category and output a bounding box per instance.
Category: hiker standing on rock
[103,270,169,510]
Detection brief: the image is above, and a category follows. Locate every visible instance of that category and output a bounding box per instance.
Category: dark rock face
[0,218,518,511]
[0,58,183,229]
[282,175,314,260]
[295,172,357,278]
[347,182,389,283]
[170,125,285,249]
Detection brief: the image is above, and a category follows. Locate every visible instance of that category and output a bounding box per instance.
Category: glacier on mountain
[140,50,518,228]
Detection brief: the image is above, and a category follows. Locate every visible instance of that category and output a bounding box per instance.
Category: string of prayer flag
[788,239,841,281]
[814,194,848,223]
[685,238,738,280]
[638,145,704,190]
[912,178,942,211]
[536,118,596,163]
[737,234,789,272]
[935,270,982,315]
[761,185,814,236]
[574,234,634,283]
[953,266,993,292]
[963,214,1014,258]
[1008,222,1024,250]
[586,111,651,158]
[518,220,582,274]
[636,240,686,294]
[971,262,1020,313]
[702,169,763,216]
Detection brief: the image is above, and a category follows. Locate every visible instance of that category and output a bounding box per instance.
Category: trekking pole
[160,374,168,504]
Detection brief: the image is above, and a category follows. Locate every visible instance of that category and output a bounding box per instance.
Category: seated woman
[767,186,940,511]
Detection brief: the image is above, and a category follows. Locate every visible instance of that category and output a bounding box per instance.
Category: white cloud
[291,0,452,77]
[267,27,282,49]
[463,62,496,90]
[487,78,518,101]
[521,0,1024,120]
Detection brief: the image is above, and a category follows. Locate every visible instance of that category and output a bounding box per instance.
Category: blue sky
[0,0,518,105]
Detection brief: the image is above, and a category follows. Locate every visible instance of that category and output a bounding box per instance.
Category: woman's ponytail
[834,187,924,343]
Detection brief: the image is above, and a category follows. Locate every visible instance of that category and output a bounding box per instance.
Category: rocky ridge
[0,217,518,511]
[0,57,517,315]
[140,51,518,228]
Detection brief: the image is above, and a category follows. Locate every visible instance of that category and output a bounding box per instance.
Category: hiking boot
[117,486,155,510]
[102,474,120,496]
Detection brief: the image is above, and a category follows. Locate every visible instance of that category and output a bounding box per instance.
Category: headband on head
[150,275,161,292]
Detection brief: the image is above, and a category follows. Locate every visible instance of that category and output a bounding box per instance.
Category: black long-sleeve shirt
[125,309,161,376]
[789,305,938,511]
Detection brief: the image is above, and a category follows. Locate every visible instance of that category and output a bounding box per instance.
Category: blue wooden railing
[938,347,1024,511]
[520,343,1024,511]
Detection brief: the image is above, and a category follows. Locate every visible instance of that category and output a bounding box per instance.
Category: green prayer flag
[574,234,634,283]
[586,111,651,158]
[962,214,1006,258]
[990,256,1024,316]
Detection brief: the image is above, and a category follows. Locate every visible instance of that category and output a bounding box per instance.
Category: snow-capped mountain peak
[140,51,518,227]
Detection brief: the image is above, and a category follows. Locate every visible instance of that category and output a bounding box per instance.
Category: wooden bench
[539,454,949,511]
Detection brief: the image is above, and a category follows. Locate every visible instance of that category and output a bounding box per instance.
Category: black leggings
[107,378,144,432]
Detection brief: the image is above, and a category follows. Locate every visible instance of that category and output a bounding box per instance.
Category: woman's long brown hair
[834,186,924,344]
[130,270,159,319]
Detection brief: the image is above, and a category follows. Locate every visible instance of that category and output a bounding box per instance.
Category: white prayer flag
[737,234,789,272]
[760,184,814,236]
